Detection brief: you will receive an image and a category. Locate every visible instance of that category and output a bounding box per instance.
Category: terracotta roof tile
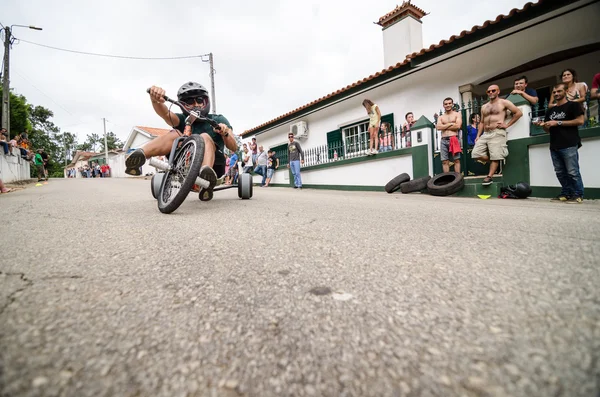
[136,126,172,137]
[377,0,428,26]
[243,0,543,136]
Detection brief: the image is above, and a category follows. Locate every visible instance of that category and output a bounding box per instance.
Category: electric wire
[17,38,207,60]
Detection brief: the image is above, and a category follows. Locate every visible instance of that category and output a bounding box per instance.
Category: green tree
[0,87,32,138]
[84,133,101,151]
[76,141,93,152]
[105,131,124,150]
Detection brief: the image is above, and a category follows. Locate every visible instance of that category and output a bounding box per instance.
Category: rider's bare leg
[139,130,180,158]
[201,133,215,167]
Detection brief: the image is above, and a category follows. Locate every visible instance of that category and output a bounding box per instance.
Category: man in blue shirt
[505,75,538,106]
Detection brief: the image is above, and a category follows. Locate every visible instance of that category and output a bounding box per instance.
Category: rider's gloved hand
[149,86,166,104]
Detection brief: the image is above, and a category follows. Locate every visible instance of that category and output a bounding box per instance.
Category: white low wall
[529,136,600,188]
[301,153,413,187]
[0,149,31,183]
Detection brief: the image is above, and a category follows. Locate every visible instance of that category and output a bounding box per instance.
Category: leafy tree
[76,141,93,152]
[0,87,32,138]
[105,131,124,150]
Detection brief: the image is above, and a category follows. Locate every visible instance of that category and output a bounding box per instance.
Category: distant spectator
[242,144,253,173]
[436,97,462,173]
[250,137,258,164]
[225,151,238,185]
[0,177,13,193]
[535,83,585,203]
[40,149,49,180]
[403,112,416,147]
[378,123,393,152]
[0,129,10,155]
[506,75,538,105]
[34,149,45,182]
[287,132,304,189]
[264,149,279,187]
[549,69,587,108]
[592,72,600,100]
[254,145,268,186]
[362,99,381,155]
[467,113,480,146]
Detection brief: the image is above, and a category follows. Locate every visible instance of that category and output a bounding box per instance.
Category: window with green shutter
[326,130,344,159]
[270,143,289,167]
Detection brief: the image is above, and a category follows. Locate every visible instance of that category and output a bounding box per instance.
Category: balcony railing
[300,127,414,168]
[531,91,598,136]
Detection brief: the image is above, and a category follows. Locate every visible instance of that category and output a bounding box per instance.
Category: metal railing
[531,92,598,135]
[300,126,414,167]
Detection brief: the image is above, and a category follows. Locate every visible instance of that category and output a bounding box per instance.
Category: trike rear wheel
[158,135,205,214]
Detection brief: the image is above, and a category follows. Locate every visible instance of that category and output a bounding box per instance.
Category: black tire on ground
[157,135,205,214]
[151,173,164,200]
[426,172,465,196]
[238,173,253,199]
[400,175,432,194]
[385,173,410,193]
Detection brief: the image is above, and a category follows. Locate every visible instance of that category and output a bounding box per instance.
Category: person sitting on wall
[505,75,538,105]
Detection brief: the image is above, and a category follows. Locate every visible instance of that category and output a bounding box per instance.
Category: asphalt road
[1,178,599,397]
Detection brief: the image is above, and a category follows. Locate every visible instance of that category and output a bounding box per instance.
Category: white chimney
[376,1,428,69]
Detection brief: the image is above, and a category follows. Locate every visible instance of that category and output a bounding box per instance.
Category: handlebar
[146,88,220,131]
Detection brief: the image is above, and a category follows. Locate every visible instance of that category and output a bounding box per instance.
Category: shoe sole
[125,151,146,175]
[199,167,217,191]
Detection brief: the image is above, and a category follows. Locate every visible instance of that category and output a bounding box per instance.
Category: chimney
[376,1,428,69]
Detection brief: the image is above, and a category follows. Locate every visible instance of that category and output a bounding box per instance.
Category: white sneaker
[372,149,379,154]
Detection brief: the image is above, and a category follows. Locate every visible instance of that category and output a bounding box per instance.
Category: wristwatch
[557,121,563,126]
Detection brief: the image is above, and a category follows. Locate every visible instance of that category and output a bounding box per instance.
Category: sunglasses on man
[181,96,207,106]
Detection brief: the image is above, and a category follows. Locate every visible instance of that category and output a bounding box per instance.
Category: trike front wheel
[158,135,205,214]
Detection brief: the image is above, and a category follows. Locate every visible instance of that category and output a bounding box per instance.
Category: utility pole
[103,118,108,165]
[1,24,42,140]
[2,27,11,139]
[209,53,216,113]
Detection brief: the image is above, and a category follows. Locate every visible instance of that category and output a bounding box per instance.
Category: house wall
[0,148,31,183]
[529,136,600,189]
[246,1,599,151]
[129,134,153,151]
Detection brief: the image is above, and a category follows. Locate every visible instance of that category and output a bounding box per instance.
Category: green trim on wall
[503,127,600,185]
[411,145,429,178]
[301,147,413,172]
[301,184,384,192]
[530,186,600,200]
[411,115,435,130]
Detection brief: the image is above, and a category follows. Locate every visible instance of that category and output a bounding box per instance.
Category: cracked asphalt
[1,178,599,397]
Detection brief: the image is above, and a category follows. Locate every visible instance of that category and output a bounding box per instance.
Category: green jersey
[175,113,232,152]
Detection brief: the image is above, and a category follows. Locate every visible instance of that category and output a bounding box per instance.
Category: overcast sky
[3,0,530,144]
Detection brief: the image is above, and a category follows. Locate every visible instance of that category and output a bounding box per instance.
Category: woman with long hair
[549,68,587,108]
[362,99,381,155]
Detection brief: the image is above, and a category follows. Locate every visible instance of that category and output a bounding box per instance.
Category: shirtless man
[472,85,523,186]
[436,97,462,173]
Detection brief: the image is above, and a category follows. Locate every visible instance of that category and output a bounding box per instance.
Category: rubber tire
[385,173,410,193]
[426,172,465,196]
[400,175,431,194]
[151,173,164,200]
[238,173,253,199]
[158,135,205,214]
[199,188,213,202]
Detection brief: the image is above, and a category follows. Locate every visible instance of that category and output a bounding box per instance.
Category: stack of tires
[385,172,464,197]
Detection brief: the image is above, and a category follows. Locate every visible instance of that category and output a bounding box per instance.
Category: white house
[240,0,600,199]
[109,125,172,177]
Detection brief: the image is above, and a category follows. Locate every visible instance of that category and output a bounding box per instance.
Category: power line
[17,38,208,60]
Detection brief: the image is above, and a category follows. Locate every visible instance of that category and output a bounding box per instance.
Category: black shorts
[213,149,226,178]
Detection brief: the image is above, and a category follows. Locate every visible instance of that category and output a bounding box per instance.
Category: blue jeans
[0,141,9,154]
[289,160,302,187]
[254,165,267,185]
[550,146,584,198]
